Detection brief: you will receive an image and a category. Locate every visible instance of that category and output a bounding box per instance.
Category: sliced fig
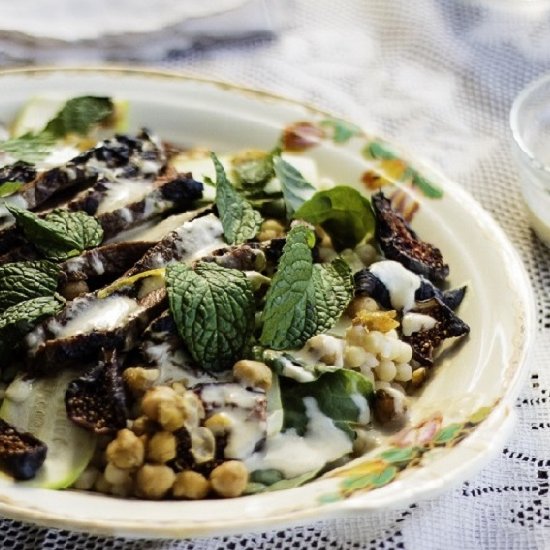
[353,268,392,309]
[65,349,128,434]
[372,192,449,283]
[415,277,467,310]
[0,418,47,480]
[402,297,470,366]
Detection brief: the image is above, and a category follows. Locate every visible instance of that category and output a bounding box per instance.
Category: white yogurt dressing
[201,384,266,460]
[370,260,421,311]
[245,398,352,478]
[52,295,141,339]
[401,312,437,336]
[96,178,155,215]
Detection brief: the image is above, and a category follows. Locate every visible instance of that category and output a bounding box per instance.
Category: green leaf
[0,260,60,309]
[310,259,354,333]
[165,261,256,372]
[0,133,56,163]
[341,465,397,490]
[293,186,375,251]
[232,150,276,189]
[260,224,316,350]
[261,349,342,382]
[212,152,263,245]
[273,156,316,217]
[250,469,285,486]
[260,228,353,350]
[43,96,114,138]
[0,181,24,198]
[281,369,373,437]
[6,206,104,260]
[0,295,64,344]
[411,172,443,199]
[320,118,361,144]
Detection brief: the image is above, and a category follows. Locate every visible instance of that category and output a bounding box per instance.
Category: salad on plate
[0,96,469,500]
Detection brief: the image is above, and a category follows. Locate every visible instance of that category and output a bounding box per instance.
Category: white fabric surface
[1,0,550,548]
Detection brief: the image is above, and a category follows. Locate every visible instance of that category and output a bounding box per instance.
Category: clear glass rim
[510,72,550,175]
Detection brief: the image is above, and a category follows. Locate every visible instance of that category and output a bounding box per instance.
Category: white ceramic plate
[0,67,535,539]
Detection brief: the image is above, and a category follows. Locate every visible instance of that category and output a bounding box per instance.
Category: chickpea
[60,280,89,300]
[105,429,145,469]
[190,427,216,464]
[258,219,285,241]
[135,464,175,499]
[204,412,233,436]
[173,470,210,500]
[94,473,112,494]
[147,431,177,464]
[104,462,132,486]
[210,460,249,498]
[233,360,272,391]
[141,386,187,431]
[131,415,158,436]
[123,367,159,396]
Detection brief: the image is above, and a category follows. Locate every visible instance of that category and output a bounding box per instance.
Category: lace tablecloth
[1,1,550,548]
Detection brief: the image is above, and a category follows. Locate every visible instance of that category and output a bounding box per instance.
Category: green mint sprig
[0,295,65,356]
[0,96,114,163]
[166,261,256,372]
[0,260,60,309]
[281,369,373,437]
[272,156,316,217]
[7,205,104,260]
[211,152,263,245]
[260,225,353,350]
[293,186,376,251]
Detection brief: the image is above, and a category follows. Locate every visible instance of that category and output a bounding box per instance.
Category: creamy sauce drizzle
[96,179,155,215]
[52,295,141,339]
[245,398,352,478]
[401,312,437,336]
[370,260,421,311]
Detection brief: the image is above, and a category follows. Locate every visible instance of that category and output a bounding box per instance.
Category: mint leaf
[0,181,24,198]
[0,295,64,346]
[281,369,373,437]
[273,156,316,217]
[232,150,276,189]
[6,205,103,260]
[310,259,354,333]
[43,96,114,138]
[260,228,353,350]
[294,186,375,251]
[0,133,56,164]
[261,349,341,382]
[260,224,316,350]
[166,261,256,372]
[212,153,263,245]
[0,260,60,309]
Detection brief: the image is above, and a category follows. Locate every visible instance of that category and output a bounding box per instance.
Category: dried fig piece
[65,349,128,434]
[415,277,467,310]
[372,192,449,283]
[0,418,47,480]
[402,298,470,367]
[353,268,392,309]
